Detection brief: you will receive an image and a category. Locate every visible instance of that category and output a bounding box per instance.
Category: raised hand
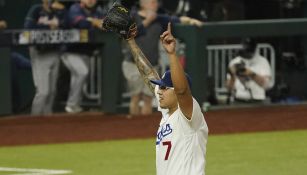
[160,23,176,55]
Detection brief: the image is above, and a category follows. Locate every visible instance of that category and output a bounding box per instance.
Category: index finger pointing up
[167,22,171,33]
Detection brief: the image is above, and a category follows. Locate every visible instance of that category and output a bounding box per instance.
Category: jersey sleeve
[24,5,49,29]
[68,4,92,29]
[156,14,180,31]
[178,98,206,133]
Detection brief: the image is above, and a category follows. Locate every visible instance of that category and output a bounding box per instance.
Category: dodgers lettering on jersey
[156,124,173,145]
[154,86,209,175]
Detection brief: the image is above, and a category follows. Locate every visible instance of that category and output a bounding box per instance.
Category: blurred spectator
[226,38,273,104]
[61,0,104,113]
[24,0,67,115]
[210,0,244,21]
[187,0,208,21]
[122,0,203,117]
[0,19,7,29]
[120,0,138,10]
[160,0,207,20]
[209,0,244,44]
[159,0,181,15]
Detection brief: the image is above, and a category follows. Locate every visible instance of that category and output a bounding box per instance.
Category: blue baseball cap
[150,70,192,88]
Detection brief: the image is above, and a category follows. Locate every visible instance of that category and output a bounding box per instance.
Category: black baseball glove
[102,3,137,40]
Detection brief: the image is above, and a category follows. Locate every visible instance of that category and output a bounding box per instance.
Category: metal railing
[82,51,102,105]
[82,42,276,107]
[207,43,276,95]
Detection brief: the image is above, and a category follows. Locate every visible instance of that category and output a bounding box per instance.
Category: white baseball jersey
[155,86,209,175]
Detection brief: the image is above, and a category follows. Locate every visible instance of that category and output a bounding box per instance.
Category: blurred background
[1,1,307,175]
[1,0,307,116]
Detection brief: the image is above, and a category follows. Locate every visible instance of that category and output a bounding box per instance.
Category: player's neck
[168,106,178,117]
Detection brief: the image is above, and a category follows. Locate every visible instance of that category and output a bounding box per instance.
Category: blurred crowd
[0,0,306,116]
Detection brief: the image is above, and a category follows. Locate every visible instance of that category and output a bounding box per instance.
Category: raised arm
[127,38,160,94]
[160,23,193,119]
[101,4,160,93]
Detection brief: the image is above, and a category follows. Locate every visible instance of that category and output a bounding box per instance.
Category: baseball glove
[102,3,136,40]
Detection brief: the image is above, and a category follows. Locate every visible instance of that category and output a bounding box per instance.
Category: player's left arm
[127,38,160,93]
[102,3,160,94]
[161,23,193,119]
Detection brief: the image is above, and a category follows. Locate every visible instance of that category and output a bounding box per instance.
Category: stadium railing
[207,43,276,100]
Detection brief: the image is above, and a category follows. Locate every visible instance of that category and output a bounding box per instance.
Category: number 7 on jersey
[162,141,172,160]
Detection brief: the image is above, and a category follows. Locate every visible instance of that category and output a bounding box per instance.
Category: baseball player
[132,23,208,175]
[24,0,66,115]
[103,4,208,174]
[62,0,104,113]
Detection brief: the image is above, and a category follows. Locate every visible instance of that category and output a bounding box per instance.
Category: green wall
[0,0,40,29]
[0,48,12,115]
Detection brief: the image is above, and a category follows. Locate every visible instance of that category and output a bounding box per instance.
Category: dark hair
[242,38,257,53]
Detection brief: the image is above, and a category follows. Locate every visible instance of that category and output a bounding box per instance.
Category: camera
[234,62,246,76]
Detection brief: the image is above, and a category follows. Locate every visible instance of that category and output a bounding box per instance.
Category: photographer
[61,0,104,113]
[226,38,273,103]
